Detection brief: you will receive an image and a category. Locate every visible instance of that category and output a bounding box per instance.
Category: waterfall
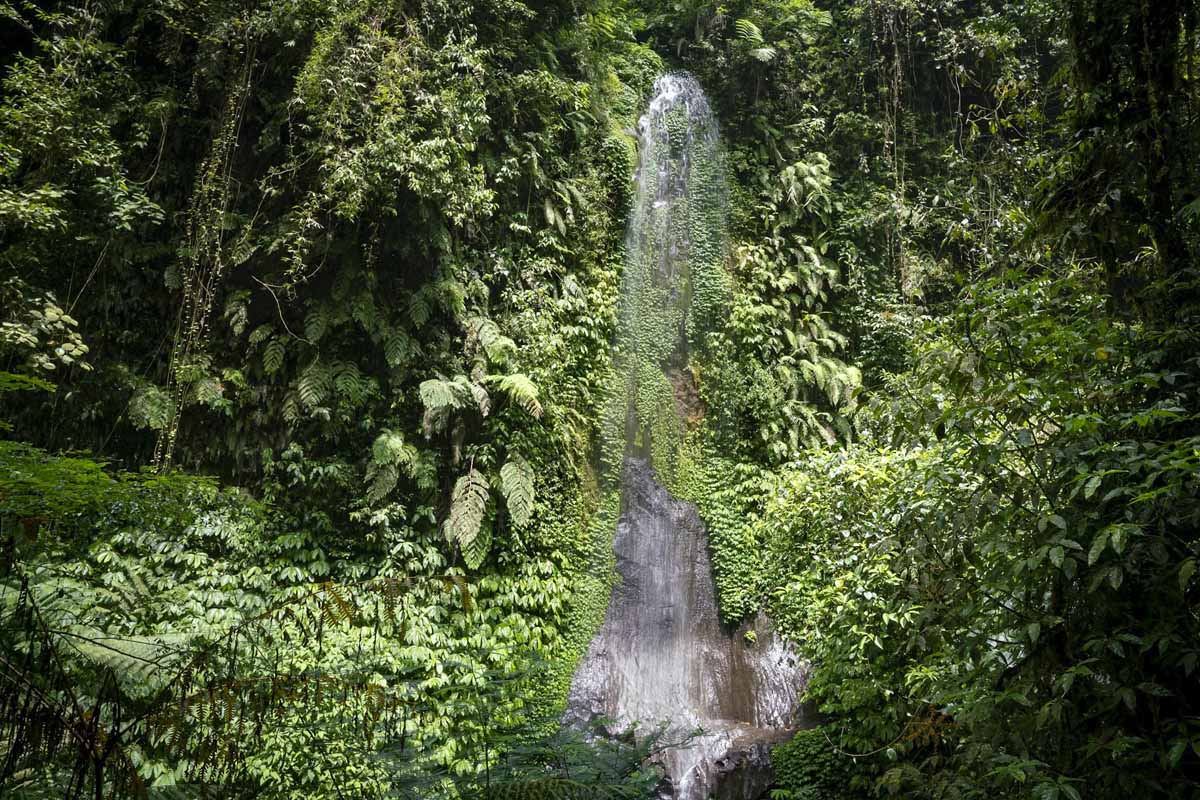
[567,74,807,800]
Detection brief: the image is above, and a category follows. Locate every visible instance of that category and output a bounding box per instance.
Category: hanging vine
[155,45,257,470]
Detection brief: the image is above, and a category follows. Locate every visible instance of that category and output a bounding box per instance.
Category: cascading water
[566,74,807,800]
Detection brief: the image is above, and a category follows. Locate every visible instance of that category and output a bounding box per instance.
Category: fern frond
[248,323,275,345]
[487,373,543,419]
[735,18,764,44]
[281,390,301,424]
[367,463,397,504]
[470,380,491,417]
[467,316,517,365]
[371,430,417,469]
[419,376,471,412]
[263,337,286,375]
[128,383,171,430]
[351,291,380,334]
[435,278,467,318]
[500,455,535,527]
[544,198,566,235]
[447,468,490,551]
[367,430,419,503]
[420,376,473,436]
[66,632,190,687]
[379,578,401,625]
[408,291,431,327]
[334,361,374,406]
[319,582,358,626]
[304,306,329,342]
[383,331,409,368]
[297,359,332,409]
[442,575,474,614]
[461,520,492,570]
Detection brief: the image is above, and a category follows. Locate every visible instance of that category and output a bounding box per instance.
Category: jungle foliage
[0,0,656,796]
[1,0,1199,798]
[648,1,1200,798]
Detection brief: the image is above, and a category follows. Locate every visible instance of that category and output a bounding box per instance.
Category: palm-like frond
[500,456,535,527]
[488,373,543,419]
[447,468,490,552]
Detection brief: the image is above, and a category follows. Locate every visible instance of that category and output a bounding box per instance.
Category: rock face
[708,731,795,800]
[566,459,808,799]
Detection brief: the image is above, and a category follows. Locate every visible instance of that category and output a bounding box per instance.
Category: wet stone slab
[566,458,809,799]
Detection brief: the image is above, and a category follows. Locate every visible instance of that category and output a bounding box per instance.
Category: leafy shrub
[771,727,866,800]
[761,265,1200,798]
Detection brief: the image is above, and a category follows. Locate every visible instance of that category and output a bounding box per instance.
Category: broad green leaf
[1110,525,1131,554]
[1108,566,1124,590]
[1180,559,1196,591]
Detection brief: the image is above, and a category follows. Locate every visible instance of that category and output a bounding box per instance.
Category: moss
[672,430,766,624]
[607,73,731,484]
[531,487,620,727]
[771,727,868,800]
[598,128,638,221]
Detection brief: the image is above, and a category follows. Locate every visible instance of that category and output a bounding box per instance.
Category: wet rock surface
[567,72,808,799]
[566,459,808,799]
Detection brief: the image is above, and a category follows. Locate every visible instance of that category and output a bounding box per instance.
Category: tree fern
[750,46,778,63]
[447,468,489,552]
[488,373,543,419]
[500,455,535,527]
[298,359,333,409]
[367,429,418,503]
[419,376,471,412]
[371,429,417,468]
[304,305,329,342]
[467,316,517,365]
[263,336,286,375]
[471,379,492,417]
[735,18,765,44]
[67,632,190,689]
[544,197,566,235]
[460,519,491,570]
[735,18,776,62]
[420,375,473,435]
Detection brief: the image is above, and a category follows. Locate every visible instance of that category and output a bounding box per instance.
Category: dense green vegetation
[1,1,1197,798]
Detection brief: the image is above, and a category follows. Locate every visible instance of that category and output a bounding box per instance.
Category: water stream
[566,74,807,800]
